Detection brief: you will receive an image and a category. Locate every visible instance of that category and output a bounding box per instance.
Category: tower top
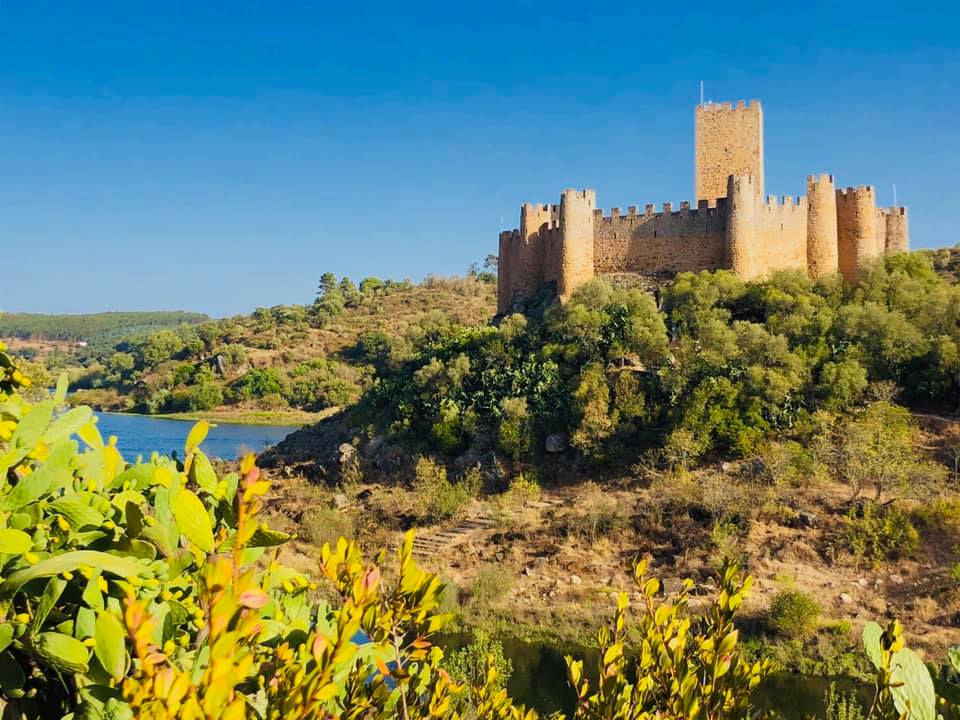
[694,100,764,201]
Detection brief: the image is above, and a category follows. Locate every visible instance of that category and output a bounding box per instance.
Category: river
[94,412,296,461]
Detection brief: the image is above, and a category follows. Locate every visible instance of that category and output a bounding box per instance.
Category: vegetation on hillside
[55,272,496,417]
[0,311,209,350]
[363,254,960,463]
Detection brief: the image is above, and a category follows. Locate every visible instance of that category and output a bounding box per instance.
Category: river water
[94,412,296,461]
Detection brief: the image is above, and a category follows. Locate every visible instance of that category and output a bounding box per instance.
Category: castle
[496,100,910,314]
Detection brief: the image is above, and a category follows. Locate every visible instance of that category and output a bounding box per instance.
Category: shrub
[842,502,920,566]
[184,381,224,411]
[469,564,513,608]
[413,456,471,522]
[233,366,284,399]
[561,481,626,541]
[497,396,531,459]
[300,507,355,547]
[768,589,822,639]
[444,629,512,700]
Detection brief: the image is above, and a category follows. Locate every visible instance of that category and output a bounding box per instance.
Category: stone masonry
[497,99,910,314]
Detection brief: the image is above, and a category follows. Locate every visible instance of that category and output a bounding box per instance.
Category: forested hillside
[0,310,209,342]
[67,272,497,419]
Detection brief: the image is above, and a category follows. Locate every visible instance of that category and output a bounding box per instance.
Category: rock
[337,442,356,459]
[889,574,904,585]
[857,578,868,587]
[533,556,549,567]
[570,574,582,585]
[548,590,557,598]
[797,511,819,529]
[839,592,853,605]
[523,566,535,577]
[720,461,734,473]
[332,493,350,509]
[545,435,565,453]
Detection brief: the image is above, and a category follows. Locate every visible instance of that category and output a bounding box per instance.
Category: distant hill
[0,311,210,345]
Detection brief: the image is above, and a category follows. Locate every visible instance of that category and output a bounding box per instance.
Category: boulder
[545,435,565,453]
[570,574,582,585]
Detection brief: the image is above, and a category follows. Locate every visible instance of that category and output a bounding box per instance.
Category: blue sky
[1,1,958,317]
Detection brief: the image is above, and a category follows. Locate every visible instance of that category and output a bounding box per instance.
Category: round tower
[885,207,909,254]
[725,174,758,279]
[557,189,596,301]
[836,186,878,282]
[805,174,838,277]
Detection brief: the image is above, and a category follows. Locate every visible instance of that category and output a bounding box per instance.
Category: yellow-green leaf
[94,611,126,680]
[34,632,89,673]
[171,488,214,553]
[0,529,32,555]
[184,421,211,456]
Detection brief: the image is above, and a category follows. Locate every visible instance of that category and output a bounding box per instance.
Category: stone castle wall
[593,200,727,275]
[836,186,878,282]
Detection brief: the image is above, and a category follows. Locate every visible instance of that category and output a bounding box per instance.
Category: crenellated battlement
[496,97,910,314]
[594,197,727,224]
[762,194,806,212]
[836,185,876,200]
[698,99,761,112]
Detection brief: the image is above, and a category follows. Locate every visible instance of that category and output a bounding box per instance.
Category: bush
[561,482,626,541]
[300,507,355,547]
[444,630,512,700]
[233,367,285,399]
[842,502,920,566]
[184,381,224,411]
[469,564,513,608]
[413,456,472,522]
[768,589,822,639]
[497,396,531,459]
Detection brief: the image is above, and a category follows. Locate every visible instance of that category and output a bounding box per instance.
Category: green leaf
[171,488,214,553]
[890,647,935,720]
[0,650,25,693]
[44,406,93,446]
[949,646,960,674]
[862,621,883,669]
[75,607,97,639]
[49,496,105,530]
[11,400,54,450]
[0,624,13,654]
[32,576,67,633]
[189,450,218,494]
[0,550,147,595]
[54,372,69,406]
[94,611,127,680]
[33,631,89,673]
[0,528,32,554]
[82,573,104,611]
[0,441,75,511]
[124,501,143,539]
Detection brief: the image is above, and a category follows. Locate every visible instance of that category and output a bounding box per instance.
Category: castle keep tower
[695,100,764,201]
[496,99,910,314]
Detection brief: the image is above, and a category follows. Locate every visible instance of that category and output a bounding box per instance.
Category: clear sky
[1,1,958,317]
